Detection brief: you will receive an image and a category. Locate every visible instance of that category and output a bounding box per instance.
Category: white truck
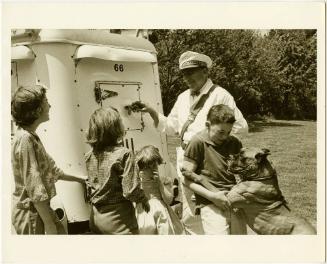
[11,29,177,233]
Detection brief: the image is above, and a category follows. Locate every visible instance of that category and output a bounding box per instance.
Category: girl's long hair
[86,107,124,152]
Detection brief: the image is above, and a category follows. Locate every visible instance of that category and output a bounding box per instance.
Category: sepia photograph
[2,2,326,263]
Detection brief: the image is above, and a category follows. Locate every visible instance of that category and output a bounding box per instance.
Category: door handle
[94,86,118,104]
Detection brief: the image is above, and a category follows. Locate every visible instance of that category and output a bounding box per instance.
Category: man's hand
[129,101,159,127]
[209,191,230,212]
[129,101,153,113]
[126,101,146,112]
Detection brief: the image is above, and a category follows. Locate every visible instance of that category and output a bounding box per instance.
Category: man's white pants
[176,147,204,235]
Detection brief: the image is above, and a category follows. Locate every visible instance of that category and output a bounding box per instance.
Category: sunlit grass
[167,120,317,228]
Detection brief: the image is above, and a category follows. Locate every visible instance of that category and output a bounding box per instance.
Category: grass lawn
[167,120,317,228]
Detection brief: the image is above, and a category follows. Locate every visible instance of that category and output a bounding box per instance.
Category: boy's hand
[142,200,150,213]
[210,191,230,212]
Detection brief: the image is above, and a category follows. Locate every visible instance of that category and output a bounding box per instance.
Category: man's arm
[139,100,180,136]
[222,92,248,138]
[140,103,159,127]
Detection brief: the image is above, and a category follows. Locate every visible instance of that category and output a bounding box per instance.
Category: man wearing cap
[140,51,248,235]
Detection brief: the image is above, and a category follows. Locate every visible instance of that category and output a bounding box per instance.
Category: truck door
[74,45,171,179]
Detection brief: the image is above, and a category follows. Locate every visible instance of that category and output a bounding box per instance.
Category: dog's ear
[255,149,270,163]
[262,148,270,155]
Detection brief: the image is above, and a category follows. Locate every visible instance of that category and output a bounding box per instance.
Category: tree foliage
[150,29,317,120]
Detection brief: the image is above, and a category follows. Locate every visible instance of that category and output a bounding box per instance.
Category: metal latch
[94,80,142,105]
[94,84,118,105]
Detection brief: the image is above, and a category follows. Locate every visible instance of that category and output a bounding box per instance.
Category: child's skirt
[90,201,139,235]
[136,198,184,235]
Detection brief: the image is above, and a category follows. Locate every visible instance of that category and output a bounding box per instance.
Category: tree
[262,30,317,119]
[150,29,317,120]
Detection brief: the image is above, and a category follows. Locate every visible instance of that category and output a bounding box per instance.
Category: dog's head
[228,147,275,181]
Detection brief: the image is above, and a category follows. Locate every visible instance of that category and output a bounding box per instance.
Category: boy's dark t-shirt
[184,130,242,207]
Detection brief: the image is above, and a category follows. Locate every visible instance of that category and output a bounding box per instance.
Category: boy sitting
[181,104,246,235]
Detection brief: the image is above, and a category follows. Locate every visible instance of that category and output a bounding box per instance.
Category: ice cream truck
[11,29,177,233]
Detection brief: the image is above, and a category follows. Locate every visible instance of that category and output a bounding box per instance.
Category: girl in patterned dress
[11,85,86,234]
[135,145,184,234]
[85,107,149,234]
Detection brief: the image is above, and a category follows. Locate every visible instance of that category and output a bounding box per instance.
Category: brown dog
[226,147,316,235]
[182,147,316,235]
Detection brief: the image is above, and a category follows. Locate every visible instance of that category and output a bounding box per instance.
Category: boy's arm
[182,170,220,192]
[181,160,230,211]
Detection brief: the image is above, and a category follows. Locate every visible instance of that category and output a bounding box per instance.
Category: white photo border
[1,2,325,263]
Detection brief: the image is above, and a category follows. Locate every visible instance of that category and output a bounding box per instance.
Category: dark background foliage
[149,29,317,120]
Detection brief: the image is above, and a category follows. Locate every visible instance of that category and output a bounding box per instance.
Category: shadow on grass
[249,121,303,133]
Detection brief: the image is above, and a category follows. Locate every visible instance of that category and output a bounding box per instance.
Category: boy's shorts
[200,204,247,235]
[200,204,229,235]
